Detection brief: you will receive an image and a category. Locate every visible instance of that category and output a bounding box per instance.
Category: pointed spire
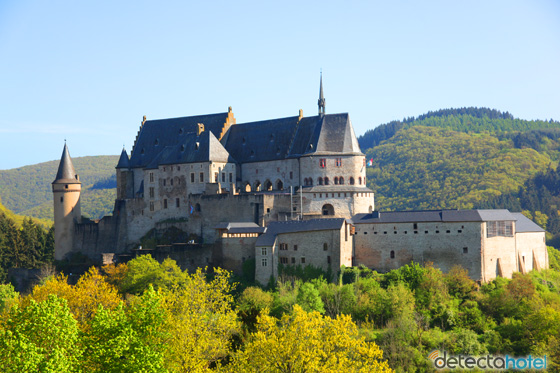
[116,147,130,169]
[318,71,325,116]
[53,143,80,183]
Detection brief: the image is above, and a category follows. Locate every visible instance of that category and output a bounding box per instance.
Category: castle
[52,78,549,283]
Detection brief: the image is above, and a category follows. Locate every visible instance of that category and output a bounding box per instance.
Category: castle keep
[52,79,548,282]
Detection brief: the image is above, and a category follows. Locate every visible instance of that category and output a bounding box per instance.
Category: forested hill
[359,107,560,151]
[359,108,560,231]
[0,155,118,222]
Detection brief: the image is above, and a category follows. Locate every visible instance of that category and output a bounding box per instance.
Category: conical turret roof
[116,148,130,169]
[53,143,80,184]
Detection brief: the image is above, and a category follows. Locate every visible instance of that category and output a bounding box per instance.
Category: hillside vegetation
[365,126,551,210]
[360,108,560,213]
[0,156,118,221]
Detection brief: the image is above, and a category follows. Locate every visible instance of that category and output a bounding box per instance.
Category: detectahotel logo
[429,350,547,370]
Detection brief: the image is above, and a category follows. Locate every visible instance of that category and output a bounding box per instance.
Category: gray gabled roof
[255,218,346,246]
[351,209,516,224]
[144,130,234,169]
[224,113,362,164]
[129,112,230,168]
[512,213,546,232]
[53,144,80,184]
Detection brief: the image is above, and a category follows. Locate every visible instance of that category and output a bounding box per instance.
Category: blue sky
[1,0,559,170]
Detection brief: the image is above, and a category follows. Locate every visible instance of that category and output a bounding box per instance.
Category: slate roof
[255,218,346,246]
[129,112,229,168]
[53,144,80,184]
[214,222,266,234]
[144,131,234,169]
[224,113,363,164]
[116,148,130,169]
[351,209,516,224]
[512,213,546,233]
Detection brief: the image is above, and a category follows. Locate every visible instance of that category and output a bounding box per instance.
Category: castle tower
[116,147,134,199]
[52,143,82,260]
[318,72,325,116]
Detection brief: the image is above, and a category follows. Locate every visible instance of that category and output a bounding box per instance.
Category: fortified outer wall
[220,236,259,274]
[481,224,517,281]
[353,221,484,280]
[515,231,548,272]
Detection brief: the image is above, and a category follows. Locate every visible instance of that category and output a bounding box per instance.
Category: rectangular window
[163,199,168,209]
[319,158,326,168]
[214,172,219,182]
[290,171,293,179]
[149,202,154,211]
[229,173,233,182]
[279,243,288,251]
[327,256,331,264]
[261,247,267,256]
[280,257,288,264]
[335,158,342,167]
[149,173,154,182]
[176,198,180,208]
[291,257,296,264]
[163,179,166,186]
[200,173,204,182]
[222,173,225,182]
[191,173,195,183]
[149,187,155,198]
[294,245,298,251]
[170,179,173,186]
[463,247,468,254]
[301,257,306,264]
[262,258,267,267]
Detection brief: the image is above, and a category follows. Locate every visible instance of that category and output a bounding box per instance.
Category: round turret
[52,143,81,260]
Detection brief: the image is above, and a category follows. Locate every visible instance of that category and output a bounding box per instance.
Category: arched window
[339,176,344,185]
[334,177,338,185]
[304,178,309,186]
[265,180,273,191]
[254,181,261,191]
[309,178,313,186]
[244,183,252,192]
[324,177,329,185]
[195,203,201,212]
[390,250,395,259]
[276,179,284,190]
[322,204,334,216]
[349,177,355,185]
[318,177,323,185]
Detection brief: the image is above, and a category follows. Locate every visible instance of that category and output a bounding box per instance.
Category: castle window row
[319,158,343,167]
[313,192,372,198]
[368,229,464,235]
[487,221,513,238]
[305,177,363,186]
